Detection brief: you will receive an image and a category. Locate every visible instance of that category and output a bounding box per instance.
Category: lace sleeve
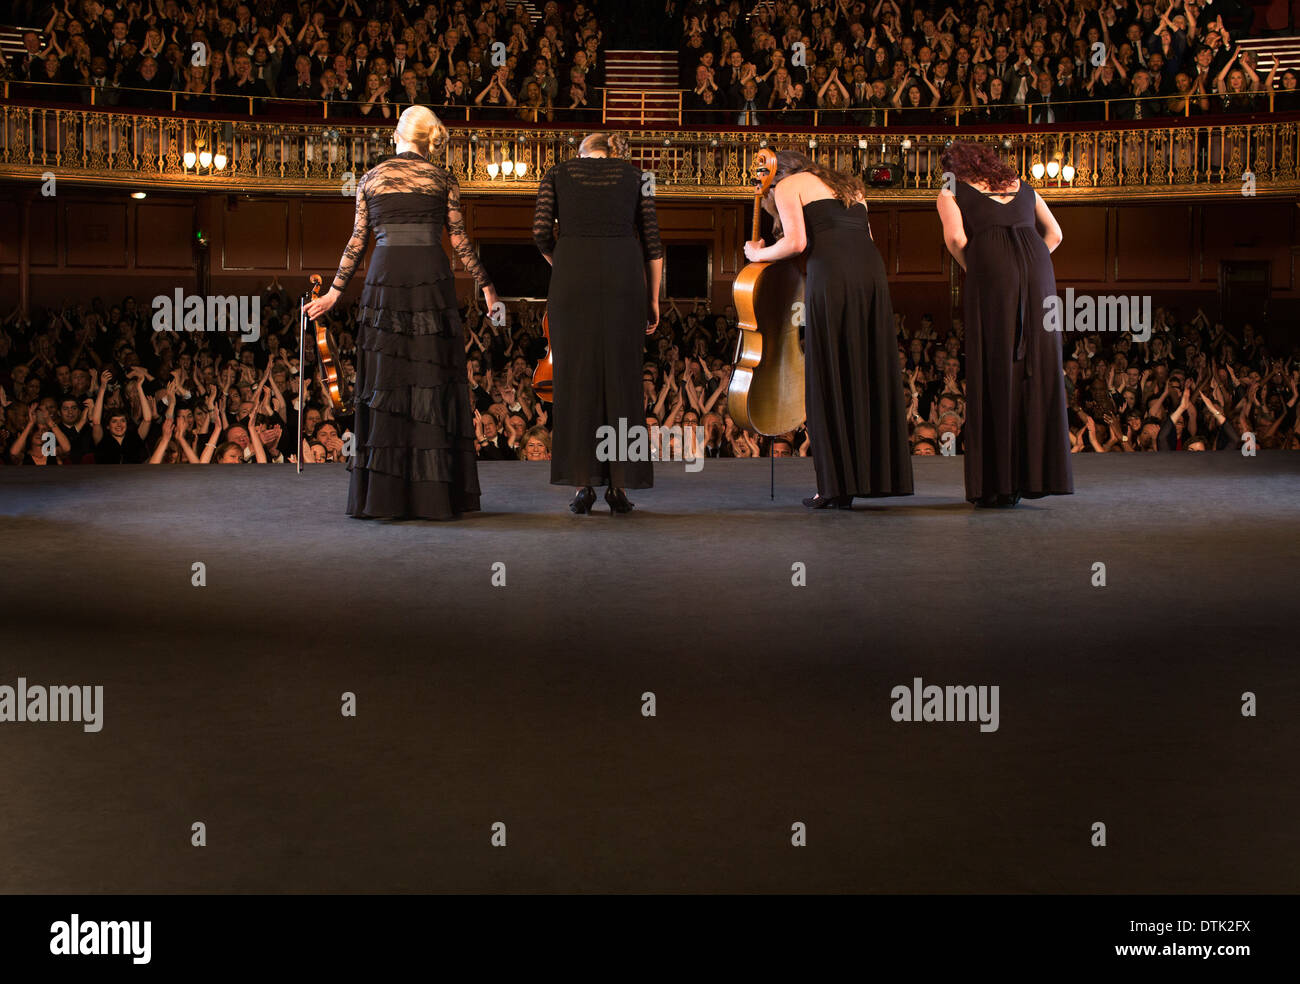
[532,166,557,256]
[636,179,664,261]
[331,171,371,291]
[446,171,493,290]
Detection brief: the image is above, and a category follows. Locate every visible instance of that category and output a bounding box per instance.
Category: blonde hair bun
[395,106,448,156]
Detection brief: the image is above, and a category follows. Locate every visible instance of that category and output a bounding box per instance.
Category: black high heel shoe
[605,487,635,514]
[570,487,596,514]
[802,493,852,510]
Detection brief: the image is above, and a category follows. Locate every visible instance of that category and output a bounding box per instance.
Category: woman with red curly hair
[935,142,1073,508]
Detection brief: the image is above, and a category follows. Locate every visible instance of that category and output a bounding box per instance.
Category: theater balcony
[2,89,1300,202]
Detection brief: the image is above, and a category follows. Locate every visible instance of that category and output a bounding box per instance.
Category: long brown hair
[763,150,867,232]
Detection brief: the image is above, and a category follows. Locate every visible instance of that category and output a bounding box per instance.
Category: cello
[727,149,806,436]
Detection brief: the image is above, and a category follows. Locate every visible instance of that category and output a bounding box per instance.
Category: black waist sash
[373,223,437,246]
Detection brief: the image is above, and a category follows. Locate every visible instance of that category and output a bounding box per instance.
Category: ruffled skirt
[347,275,481,519]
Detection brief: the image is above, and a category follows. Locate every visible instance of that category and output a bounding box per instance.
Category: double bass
[727,149,806,435]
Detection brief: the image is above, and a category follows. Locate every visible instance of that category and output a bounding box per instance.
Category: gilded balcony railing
[1,102,1298,200]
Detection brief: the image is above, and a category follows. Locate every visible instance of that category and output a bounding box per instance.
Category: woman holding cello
[743,151,913,508]
[533,131,664,514]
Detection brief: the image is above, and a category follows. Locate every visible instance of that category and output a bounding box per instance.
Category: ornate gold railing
[1,103,1298,200]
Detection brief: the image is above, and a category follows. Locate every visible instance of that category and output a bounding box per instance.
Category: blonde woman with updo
[307,106,500,519]
[532,131,664,515]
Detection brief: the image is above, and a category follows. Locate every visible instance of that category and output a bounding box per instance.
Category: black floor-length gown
[533,155,662,489]
[953,181,1072,502]
[330,150,494,518]
[802,199,913,498]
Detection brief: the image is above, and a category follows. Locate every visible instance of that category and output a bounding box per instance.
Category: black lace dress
[331,151,494,519]
[533,156,663,489]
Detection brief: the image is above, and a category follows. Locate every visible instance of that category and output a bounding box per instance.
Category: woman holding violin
[533,131,664,515]
[743,152,912,508]
[306,106,499,519]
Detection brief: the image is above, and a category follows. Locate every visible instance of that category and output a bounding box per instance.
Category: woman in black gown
[743,151,913,508]
[533,132,664,514]
[305,106,499,519]
[935,141,1072,507]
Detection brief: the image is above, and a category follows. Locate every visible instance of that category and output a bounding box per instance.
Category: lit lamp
[502,159,514,176]
[515,161,528,179]
[487,162,499,178]
[183,151,197,169]
[1046,160,1060,178]
[1062,164,1076,182]
[198,150,212,168]
[1030,161,1046,180]
[213,151,227,170]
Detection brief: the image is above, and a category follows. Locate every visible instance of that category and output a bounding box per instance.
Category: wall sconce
[487,158,529,181]
[183,134,228,174]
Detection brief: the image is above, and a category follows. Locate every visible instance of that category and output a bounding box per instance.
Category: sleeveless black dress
[802,199,913,498]
[533,156,663,489]
[952,181,1072,503]
[331,151,494,519]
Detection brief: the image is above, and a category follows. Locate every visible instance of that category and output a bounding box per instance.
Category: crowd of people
[2,286,1296,468]
[4,0,1297,125]
[2,0,609,121]
[678,0,1299,124]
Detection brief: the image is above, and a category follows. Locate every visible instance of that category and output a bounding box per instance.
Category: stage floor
[1,454,1297,893]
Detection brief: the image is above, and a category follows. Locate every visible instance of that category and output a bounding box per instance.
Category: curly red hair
[939,142,1020,193]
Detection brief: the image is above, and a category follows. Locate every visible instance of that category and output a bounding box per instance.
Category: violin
[727,149,806,436]
[531,309,553,400]
[308,274,351,415]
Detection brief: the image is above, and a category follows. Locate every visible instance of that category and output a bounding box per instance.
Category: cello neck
[752,188,762,243]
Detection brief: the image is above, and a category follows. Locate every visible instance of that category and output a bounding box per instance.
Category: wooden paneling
[299,199,358,271]
[221,199,289,270]
[890,207,945,277]
[466,202,536,238]
[29,199,58,266]
[1052,205,1108,285]
[1115,204,1192,282]
[657,202,717,233]
[1200,201,1295,289]
[134,202,195,269]
[65,202,127,267]
[4,190,1298,316]
[0,199,22,265]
